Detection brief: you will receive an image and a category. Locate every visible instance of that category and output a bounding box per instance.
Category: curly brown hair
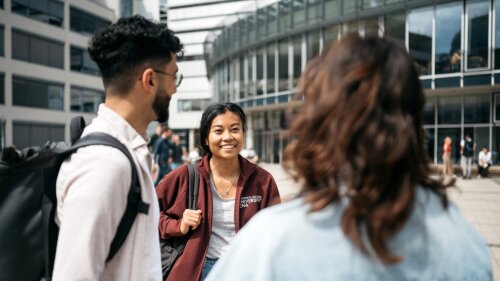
[283,34,453,264]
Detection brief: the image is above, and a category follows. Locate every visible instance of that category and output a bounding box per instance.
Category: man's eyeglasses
[152,68,183,87]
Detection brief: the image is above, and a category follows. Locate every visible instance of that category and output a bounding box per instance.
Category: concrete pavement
[259,163,500,280]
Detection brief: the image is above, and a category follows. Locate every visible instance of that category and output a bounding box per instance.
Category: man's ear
[140,68,156,91]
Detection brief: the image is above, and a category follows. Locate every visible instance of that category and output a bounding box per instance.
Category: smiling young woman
[156,102,281,281]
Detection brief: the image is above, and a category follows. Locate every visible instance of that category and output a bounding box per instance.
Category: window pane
[435,3,462,74]
[464,94,490,124]
[239,55,245,99]
[13,122,64,148]
[306,30,320,61]
[307,0,321,23]
[0,26,4,56]
[247,52,254,97]
[293,0,306,27]
[495,93,500,121]
[495,0,500,69]
[13,77,64,110]
[424,96,435,125]
[279,0,291,31]
[256,48,264,96]
[438,95,461,124]
[0,73,4,104]
[363,16,379,36]
[324,0,340,19]
[267,4,278,36]
[384,13,405,44]
[424,128,435,162]
[292,35,301,87]
[409,8,433,75]
[278,39,289,92]
[323,25,339,48]
[12,30,29,61]
[467,0,489,69]
[267,43,275,94]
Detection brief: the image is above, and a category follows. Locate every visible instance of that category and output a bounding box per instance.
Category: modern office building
[164,0,260,152]
[0,0,114,151]
[204,0,500,164]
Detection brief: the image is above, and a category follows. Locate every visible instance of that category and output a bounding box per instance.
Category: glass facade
[12,29,64,69]
[11,0,63,27]
[206,0,500,164]
[13,76,64,110]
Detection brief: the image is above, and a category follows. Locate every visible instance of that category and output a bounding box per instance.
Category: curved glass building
[205,0,500,165]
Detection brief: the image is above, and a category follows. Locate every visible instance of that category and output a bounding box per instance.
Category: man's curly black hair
[88,15,183,94]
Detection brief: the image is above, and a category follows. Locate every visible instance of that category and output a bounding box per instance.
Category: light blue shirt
[206,188,492,281]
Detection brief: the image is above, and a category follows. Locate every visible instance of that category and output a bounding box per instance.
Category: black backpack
[0,117,149,281]
[160,162,199,279]
[464,140,474,157]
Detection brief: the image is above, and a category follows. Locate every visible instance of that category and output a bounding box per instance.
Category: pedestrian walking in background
[460,134,476,179]
[156,102,281,281]
[154,126,174,186]
[53,15,183,281]
[478,147,492,178]
[148,123,163,153]
[170,134,184,169]
[205,34,492,281]
[442,136,453,177]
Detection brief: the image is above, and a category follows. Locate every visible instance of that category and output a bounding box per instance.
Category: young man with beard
[53,15,183,281]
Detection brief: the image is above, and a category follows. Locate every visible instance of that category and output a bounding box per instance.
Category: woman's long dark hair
[283,34,453,264]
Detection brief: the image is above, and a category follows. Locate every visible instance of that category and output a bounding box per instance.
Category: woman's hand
[180,209,202,235]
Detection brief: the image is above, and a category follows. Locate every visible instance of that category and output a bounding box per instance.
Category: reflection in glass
[435,3,462,74]
[409,8,433,75]
[464,94,490,124]
[438,95,461,124]
[467,0,489,69]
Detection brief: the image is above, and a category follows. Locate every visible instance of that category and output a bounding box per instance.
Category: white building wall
[0,0,115,146]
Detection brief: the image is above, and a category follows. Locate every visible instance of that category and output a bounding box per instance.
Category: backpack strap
[186,163,200,210]
[69,116,86,145]
[64,132,150,262]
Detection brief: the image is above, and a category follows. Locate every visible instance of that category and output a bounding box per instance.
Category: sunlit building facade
[205,0,500,164]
